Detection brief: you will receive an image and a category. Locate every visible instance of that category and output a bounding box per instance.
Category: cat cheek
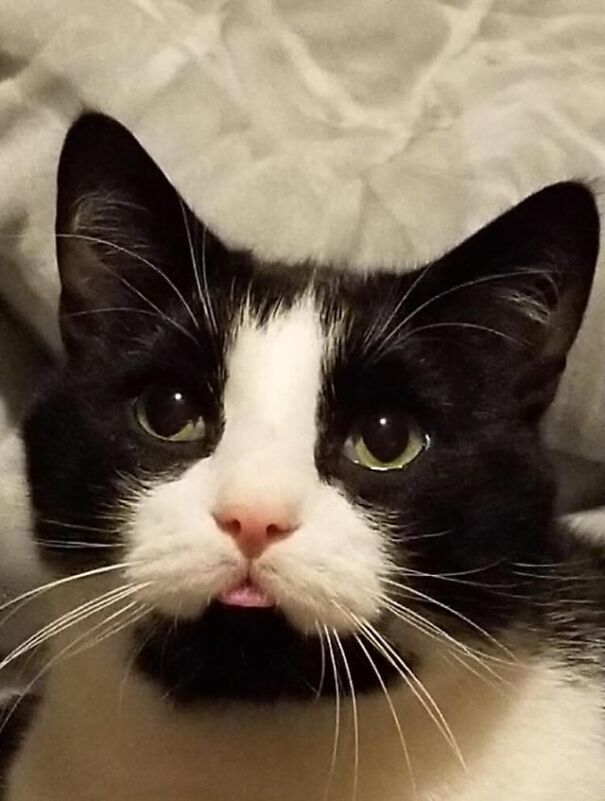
[119,482,244,619]
[257,556,385,635]
[253,498,391,633]
[125,545,243,619]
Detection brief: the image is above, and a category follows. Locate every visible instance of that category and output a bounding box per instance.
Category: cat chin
[132,601,409,704]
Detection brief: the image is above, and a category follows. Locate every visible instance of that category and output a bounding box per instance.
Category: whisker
[332,630,359,801]
[348,612,466,769]
[62,307,187,329]
[361,261,435,358]
[390,529,450,544]
[0,561,141,633]
[200,225,218,339]
[72,603,150,658]
[352,633,417,799]
[381,598,510,681]
[314,621,327,700]
[400,321,527,349]
[512,568,603,583]
[322,626,342,801]
[390,559,505,587]
[386,575,516,594]
[442,650,504,694]
[369,267,553,361]
[0,601,146,735]
[0,583,147,671]
[35,540,123,551]
[119,616,157,713]
[382,578,517,662]
[179,203,218,350]
[57,232,200,333]
[37,518,121,536]
[57,233,198,347]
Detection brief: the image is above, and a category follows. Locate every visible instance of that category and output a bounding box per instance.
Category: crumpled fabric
[0,0,605,595]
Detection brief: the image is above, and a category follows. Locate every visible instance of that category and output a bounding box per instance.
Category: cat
[4,112,605,801]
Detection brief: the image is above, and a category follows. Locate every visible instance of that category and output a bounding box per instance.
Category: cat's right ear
[55,113,224,352]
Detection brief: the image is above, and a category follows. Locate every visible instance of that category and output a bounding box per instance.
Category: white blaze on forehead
[213,297,325,507]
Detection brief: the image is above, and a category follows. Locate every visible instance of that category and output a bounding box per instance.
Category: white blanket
[1,0,605,598]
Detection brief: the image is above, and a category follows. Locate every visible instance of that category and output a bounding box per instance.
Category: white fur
[126,299,387,631]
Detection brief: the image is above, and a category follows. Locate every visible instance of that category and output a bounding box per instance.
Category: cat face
[24,114,599,703]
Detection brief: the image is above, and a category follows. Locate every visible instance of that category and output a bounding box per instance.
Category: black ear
[407,182,600,414]
[55,113,221,351]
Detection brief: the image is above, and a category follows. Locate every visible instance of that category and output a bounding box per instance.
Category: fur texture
[6,114,605,800]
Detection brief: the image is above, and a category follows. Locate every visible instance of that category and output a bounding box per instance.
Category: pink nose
[213,505,296,559]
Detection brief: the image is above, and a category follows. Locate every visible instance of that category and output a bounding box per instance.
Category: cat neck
[9,627,604,801]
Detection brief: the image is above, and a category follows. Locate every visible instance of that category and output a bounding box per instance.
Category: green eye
[344,410,428,471]
[134,385,206,443]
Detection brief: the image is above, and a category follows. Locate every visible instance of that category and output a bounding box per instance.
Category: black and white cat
[5,113,605,800]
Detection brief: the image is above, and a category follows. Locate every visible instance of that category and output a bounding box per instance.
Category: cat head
[24,113,600,702]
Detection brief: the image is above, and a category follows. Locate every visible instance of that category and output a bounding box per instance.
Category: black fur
[135,604,412,703]
[23,113,601,704]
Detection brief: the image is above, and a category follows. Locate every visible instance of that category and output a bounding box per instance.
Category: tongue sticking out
[218,581,275,609]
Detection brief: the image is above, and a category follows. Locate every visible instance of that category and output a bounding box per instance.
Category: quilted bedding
[0,0,605,600]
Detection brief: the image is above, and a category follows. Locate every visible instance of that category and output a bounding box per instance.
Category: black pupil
[143,387,199,438]
[360,411,410,463]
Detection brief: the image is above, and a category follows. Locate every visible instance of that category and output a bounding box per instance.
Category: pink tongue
[219,582,275,609]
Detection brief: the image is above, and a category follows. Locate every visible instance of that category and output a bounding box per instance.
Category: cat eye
[343,410,427,471]
[134,385,206,443]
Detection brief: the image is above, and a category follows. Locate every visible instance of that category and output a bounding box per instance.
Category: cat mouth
[217,577,276,609]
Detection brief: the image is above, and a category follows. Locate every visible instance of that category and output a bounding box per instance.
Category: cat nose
[212,505,297,559]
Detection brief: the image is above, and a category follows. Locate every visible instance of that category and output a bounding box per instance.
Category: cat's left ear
[411,182,600,413]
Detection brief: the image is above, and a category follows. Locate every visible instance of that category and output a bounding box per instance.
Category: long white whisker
[70,603,150,659]
[353,633,417,800]
[0,561,141,630]
[57,233,198,347]
[382,578,517,661]
[62,307,186,329]
[119,616,157,713]
[381,593,507,663]
[0,601,147,743]
[314,621,327,700]
[57,232,200,333]
[370,267,552,360]
[35,540,123,551]
[38,518,121,536]
[179,202,218,347]
[400,321,526,348]
[361,261,434,357]
[322,626,342,801]
[388,560,511,584]
[200,225,218,338]
[0,583,147,671]
[332,630,359,801]
[443,650,504,693]
[398,530,450,544]
[349,613,466,770]
[381,598,509,682]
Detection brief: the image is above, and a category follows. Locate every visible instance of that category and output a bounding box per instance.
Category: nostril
[213,514,242,537]
[266,522,289,538]
[222,518,241,537]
